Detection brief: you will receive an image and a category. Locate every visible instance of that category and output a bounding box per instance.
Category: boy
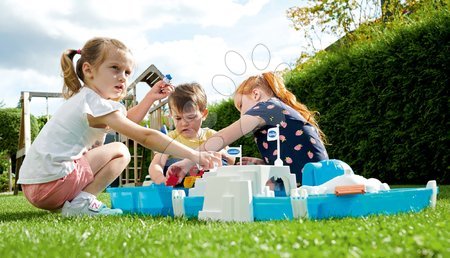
[148,82,234,186]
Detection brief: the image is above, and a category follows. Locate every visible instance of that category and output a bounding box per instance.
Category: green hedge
[206,5,449,184]
[285,7,449,184]
[0,108,39,176]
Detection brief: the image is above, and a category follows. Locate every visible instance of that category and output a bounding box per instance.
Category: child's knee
[113,142,131,162]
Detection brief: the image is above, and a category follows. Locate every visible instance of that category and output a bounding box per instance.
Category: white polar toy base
[191,165,296,222]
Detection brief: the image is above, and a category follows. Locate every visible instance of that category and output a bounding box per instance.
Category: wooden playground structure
[14,64,170,194]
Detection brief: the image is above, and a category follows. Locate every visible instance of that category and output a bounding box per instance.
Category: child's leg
[82,142,131,195]
[61,142,130,216]
[21,153,100,211]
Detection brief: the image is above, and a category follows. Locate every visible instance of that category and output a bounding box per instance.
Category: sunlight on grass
[0,186,449,257]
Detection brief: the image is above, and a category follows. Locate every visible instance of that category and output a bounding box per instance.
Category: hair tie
[76,49,82,55]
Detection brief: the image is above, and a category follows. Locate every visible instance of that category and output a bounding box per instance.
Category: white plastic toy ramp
[212,165,297,197]
[195,165,298,222]
[197,175,253,222]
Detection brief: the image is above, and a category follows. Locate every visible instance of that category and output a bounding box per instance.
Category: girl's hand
[166,151,221,179]
[149,80,174,100]
[195,151,222,170]
[238,156,265,165]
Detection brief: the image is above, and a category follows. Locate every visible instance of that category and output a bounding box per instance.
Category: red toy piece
[197,169,205,177]
[166,166,182,186]
[166,174,179,186]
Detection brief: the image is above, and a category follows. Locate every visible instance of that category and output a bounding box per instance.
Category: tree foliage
[0,108,39,158]
[286,0,420,54]
[36,116,49,131]
[0,150,10,174]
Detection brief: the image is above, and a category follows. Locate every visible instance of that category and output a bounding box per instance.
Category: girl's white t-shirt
[18,87,126,184]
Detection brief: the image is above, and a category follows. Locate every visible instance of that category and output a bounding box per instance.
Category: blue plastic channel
[107,184,188,216]
[306,188,433,220]
[253,197,293,221]
[183,196,205,218]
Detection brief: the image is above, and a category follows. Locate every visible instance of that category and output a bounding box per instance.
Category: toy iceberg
[107,160,438,222]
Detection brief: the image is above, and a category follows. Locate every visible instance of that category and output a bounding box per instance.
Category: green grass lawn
[1,186,449,258]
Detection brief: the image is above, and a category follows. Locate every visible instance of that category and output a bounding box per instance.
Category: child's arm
[149,152,169,184]
[92,111,219,169]
[127,80,173,123]
[202,115,263,152]
[167,115,263,177]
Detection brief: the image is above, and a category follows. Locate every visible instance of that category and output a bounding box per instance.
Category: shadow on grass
[0,210,51,222]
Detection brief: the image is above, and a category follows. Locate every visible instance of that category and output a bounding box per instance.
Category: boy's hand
[166,159,192,183]
[165,172,180,186]
[149,80,174,100]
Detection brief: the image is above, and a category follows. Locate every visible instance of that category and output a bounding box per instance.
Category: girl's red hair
[236,72,327,143]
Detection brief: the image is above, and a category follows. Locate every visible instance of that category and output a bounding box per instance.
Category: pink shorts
[22,156,95,211]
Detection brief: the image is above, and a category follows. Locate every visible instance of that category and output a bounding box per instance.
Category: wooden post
[125,138,130,185]
[14,92,31,195]
[133,139,138,185]
[8,158,12,192]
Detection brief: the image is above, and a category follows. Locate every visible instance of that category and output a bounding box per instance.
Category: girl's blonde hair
[60,37,132,99]
[236,72,327,143]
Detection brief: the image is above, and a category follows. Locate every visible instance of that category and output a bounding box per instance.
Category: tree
[286,0,418,54]
[36,115,50,131]
[0,150,10,174]
[0,108,39,174]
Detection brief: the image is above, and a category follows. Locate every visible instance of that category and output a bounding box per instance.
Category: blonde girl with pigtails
[18,37,220,216]
[167,71,329,188]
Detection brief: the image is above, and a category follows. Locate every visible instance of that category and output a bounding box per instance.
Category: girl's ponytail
[60,49,83,99]
[262,72,327,144]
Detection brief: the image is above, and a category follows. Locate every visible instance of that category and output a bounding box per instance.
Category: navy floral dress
[245,97,329,184]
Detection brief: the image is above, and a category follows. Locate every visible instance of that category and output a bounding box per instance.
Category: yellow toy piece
[183,176,201,188]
